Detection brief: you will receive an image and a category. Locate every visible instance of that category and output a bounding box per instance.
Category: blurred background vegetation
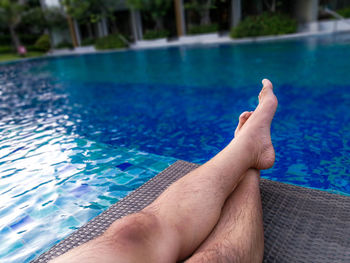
[0,0,349,61]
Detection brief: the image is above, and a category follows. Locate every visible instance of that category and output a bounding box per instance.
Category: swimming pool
[1,32,350,262]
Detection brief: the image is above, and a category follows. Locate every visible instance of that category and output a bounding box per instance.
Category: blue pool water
[1,33,350,261]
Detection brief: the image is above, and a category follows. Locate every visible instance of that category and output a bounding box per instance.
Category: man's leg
[50,79,277,263]
[185,111,263,263]
[185,168,264,263]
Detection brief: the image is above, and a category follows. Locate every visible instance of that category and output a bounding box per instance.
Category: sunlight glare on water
[0,33,350,262]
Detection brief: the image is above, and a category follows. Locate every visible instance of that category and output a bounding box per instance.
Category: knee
[104,211,161,248]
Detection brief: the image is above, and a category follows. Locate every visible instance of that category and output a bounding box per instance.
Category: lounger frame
[32,160,350,263]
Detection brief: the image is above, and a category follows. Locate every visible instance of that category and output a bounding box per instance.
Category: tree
[63,0,116,24]
[127,0,172,30]
[63,0,118,37]
[185,0,216,26]
[0,0,26,51]
[43,7,68,30]
[263,0,284,13]
[264,0,276,12]
[20,6,46,33]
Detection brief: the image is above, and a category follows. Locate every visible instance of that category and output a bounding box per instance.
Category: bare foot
[235,79,278,170]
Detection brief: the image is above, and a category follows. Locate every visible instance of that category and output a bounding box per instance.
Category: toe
[235,111,250,137]
[239,111,251,121]
[235,111,253,136]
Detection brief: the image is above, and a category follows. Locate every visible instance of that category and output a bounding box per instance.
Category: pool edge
[32,160,350,263]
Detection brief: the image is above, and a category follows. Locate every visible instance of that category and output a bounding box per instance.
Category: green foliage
[337,7,350,18]
[0,2,67,51]
[81,38,96,46]
[0,51,44,62]
[184,0,216,15]
[184,0,215,27]
[26,45,43,52]
[0,45,12,53]
[44,7,68,30]
[94,34,128,50]
[0,1,46,49]
[0,0,25,28]
[188,23,218,35]
[20,6,45,31]
[20,6,67,32]
[62,0,90,22]
[143,29,169,40]
[0,34,39,45]
[0,35,11,45]
[263,0,283,12]
[55,41,74,49]
[127,0,172,27]
[20,34,41,45]
[34,34,51,52]
[63,0,116,24]
[231,12,297,38]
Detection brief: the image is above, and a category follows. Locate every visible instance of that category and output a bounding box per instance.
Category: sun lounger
[32,160,350,263]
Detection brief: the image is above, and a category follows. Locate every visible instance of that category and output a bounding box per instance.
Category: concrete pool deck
[33,160,350,263]
[46,29,350,57]
[0,29,348,65]
[130,30,350,50]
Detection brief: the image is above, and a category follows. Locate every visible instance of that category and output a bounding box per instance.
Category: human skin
[186,111,264,262]
[50,79,277,263]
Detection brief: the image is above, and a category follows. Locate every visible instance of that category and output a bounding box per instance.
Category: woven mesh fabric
[32,160,350,263]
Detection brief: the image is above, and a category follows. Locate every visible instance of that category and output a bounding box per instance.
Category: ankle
[228,135,258,168]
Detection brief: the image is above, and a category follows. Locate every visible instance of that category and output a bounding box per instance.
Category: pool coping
[2,29,350,66]
[32,160,350,262]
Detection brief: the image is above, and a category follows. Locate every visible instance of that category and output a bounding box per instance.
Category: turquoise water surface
[0,32,350,262]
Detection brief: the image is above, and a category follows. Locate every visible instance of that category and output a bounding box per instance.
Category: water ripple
[0,34,350,262]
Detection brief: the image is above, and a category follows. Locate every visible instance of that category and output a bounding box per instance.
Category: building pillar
[96,18,108,37]
[231,0,242,28]
[174,0,186,36]
[101,18,109,36]
[131,10,143,41]
[97,22,104,38]
[294,0,319,23]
